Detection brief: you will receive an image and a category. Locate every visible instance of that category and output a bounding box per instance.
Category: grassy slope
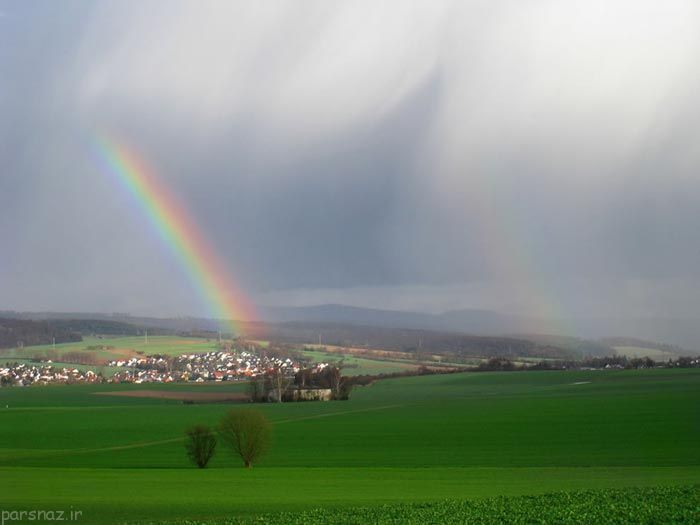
[613,345,680,360]
[299,348,419,375]
[0,368,698,523]
[0,357,123,376]
[4,468,700,524]
[0,336,222,362]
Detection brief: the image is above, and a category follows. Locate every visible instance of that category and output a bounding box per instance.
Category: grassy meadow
[613,345,681,361]
[298,348,420,375]
[0,336,221,362]
[0,368,698,523]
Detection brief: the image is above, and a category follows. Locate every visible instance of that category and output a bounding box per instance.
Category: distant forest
[0,318,177,350]
[2,313,670,361]
[246,322,603,360]
[46,319,168,336]
[0,318,82,349]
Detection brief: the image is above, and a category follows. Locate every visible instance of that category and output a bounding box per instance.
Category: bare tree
[327,364,351,400]
[267,366,292,402]
[218,408,271,468]
[248,375,267,402]
[184,424,217,468]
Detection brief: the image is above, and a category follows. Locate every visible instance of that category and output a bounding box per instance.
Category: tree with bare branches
[184,424,217,468]
[218,408,271,468]
[267,366,292,402]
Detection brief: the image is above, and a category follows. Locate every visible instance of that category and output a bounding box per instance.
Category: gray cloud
[2,0,700,323]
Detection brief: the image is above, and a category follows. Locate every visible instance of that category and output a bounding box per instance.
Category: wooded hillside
[0,318,82,349]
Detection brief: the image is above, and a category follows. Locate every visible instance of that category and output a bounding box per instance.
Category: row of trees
[248,365,352,402]
[475,355,700,371]
[185,408,271,469]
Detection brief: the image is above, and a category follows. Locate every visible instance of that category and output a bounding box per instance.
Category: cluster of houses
[0,362,103,386]
[107,355,180,384]
[1,350,312,386]
[107,350,306,384]
[0,348,328,387]
[110,367,180,384]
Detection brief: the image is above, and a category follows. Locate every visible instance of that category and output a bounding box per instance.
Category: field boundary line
[1,404,405,463]
[272,403,405,425]
[0,437,185,463]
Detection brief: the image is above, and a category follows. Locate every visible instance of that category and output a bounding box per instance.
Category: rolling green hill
[0,335,222,363]
[0,368,698,523]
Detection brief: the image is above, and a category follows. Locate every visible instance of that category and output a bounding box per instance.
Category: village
[0,362,104,386]
[0,349,328,387]
[107,350,307,383]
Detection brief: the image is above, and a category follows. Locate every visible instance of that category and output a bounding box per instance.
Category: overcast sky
[2,1,700,320]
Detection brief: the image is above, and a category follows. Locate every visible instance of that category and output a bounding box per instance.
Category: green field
[0,368,698,523]
[613,345,681,360]
[165,486,700,524]
[0,357,123,377]
[0,336,222,363]
[299,349,419,375]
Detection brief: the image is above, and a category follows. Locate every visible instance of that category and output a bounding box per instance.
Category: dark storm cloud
[186,68,443,291]
[2,1,700,321]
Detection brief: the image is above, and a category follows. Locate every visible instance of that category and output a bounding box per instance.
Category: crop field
[613,345,681,360]
[0,336,222,363]
[298,348,420,375]
[165,486,700,524]
[0,368,698,523]
[0,357,123,377]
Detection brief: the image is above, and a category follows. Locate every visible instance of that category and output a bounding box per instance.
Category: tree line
[248,365,352,402]
[0,318,82,350]
[474,355,700,371]
[252,322,580,360]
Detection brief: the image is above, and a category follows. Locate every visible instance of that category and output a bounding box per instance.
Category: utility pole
[145,329,148,345]
[318,333,322,346]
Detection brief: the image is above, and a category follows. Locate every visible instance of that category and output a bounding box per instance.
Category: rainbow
[465,172,573,335]
[92,136,256,335]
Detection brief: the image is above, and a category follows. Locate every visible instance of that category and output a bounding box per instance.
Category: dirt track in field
[94,390,250,402]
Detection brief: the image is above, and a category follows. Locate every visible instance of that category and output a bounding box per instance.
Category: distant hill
[0,311,209,335]
[598,336,687,361]
[260,304,437,330]
[3,305,697,355]
[45,319,161,336]
[245,321,580,360]
[260,304,539,333]
[261,304,699,351]
[599,336,684,353]
[0,318,82,349]
[509,334,612,357]
[569,318,700,353]
[0,311,579,359]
